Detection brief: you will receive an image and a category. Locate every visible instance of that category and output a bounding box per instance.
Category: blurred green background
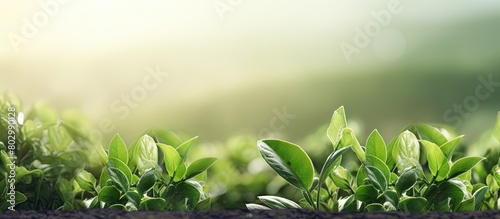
[2,0,500,209]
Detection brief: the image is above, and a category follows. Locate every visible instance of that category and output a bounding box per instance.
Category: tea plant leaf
[421,140,448,181]
[416,124,448,145]
[356,164,367,187]
[137,169,157,195]
[366,203,384,212]
[195,197,211,210]
[448,157,485,179]
[331,166,352,191]
[327,106,347,149]
[98,186,120,203]
[108,158,133,183]
[140,197,167,211]
[440,135,463,159]
[129,135,158,175]
[108,167,130,193]
[473,186,488,210]
[398,197,427,212]
[395,168,417,195]
[176,136,198,160]
[437,180,466,211]
[365,165,387,192]
[148,128,182,147]
[246,203,271,210]
[125,191,141,209]
[355,185,378,203]
[258,196,301,209]
[392,131,420,174]
[366,129,387,162]
[342,128,365,162]
[157,143,186,182]
[185,157,217,180]
[257,139,314,191]
[75,170,96,193]
[493,112,500,143]
[318,146,350,190]
[108,134,128,164]
[99,167,110,188]
[457,197,475,212]
[365,155,390,182]
[164,182,201,210]
[383,190,399,206]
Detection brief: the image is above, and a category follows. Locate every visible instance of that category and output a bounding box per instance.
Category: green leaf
[457,197,475,212]
[140,197,167,211]
[421,140,449,181]
[246,203,271,210]
[48,125,72,152]
[258,196,301,209]
[493,112,500,143]
[365,165,387,192]
[137,169,157,195]
[195,197,211,210]
[257,139,314,191]
[331,166,352,191]
[365,155,390,182]
[398,197,427,212]
[75,170,96,192]
[437,180,466,211]
[340,128,365,162]
[355,185,378,203]
[356,164,367,187]
[108,167,130,193]
[157,143,186,182]
[185,157,217,180]
[473,186,488,210]
[318,147,350,189]
[129,135,158,175]
[176,136,198,160]
[366,203,384,212]
[108,134,128,164]
[327,106,347,149]
[416,124,448,145]
[108,158,133,183]
[98,186,120,203]
[99,167,110,188]
[125,191,141,209]
[148,129,182,147]
[395,168,418,194]
[439,135,463,158]
[109,204,126,210]
[366,129,387,162]
[383,190,399,206]
[163,182,201,210]
[448,157,485,179]
[392,131,421,174]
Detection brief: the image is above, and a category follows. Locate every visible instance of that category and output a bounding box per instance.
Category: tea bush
[75,130,216,211]
[248,106,500,212]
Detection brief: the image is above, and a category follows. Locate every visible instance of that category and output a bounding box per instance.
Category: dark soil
[1,209,500,219]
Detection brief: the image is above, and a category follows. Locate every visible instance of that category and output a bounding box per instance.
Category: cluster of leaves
[0,93,97,210]
[248,106,500,212]
[75,130,217,211]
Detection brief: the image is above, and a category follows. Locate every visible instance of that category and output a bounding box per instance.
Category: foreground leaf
[257,139,314,191]
[327,106,347,149]
[448,157,485,179]
[258,196,301,209]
